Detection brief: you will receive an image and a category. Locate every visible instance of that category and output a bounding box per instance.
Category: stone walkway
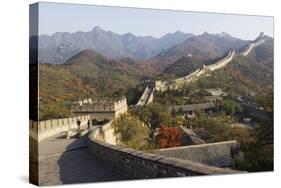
[38,133,124,186]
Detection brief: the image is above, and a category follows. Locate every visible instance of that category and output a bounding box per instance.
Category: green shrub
[113,114,149,150]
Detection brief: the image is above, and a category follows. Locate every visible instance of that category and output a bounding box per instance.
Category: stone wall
[146,88,155,104]
[158,141,238,167]
[207,50,235,71]
[136,86,151,106]
[155,80,167,91]
[157,49,235,91]
[241,36,265,56]
[90,112,115,121]
[73,97,128,120]
[29,115,90,142]
[241,43,255,56]
[174,68,201,84]
[75,106,127,121]
[90,120,117,145]
[74,97,127,112]
[88,125,241,179]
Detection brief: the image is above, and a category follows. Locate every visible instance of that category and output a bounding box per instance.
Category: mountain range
[145,32,249,73]
[36,27,273,120]
[32,26,253,66]
[33,26,194,64]
[162,36,273,78]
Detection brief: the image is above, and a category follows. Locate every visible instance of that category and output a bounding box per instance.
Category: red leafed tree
[156,126,183,148]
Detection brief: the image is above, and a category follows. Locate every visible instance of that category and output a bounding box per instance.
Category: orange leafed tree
[156,126,183,148]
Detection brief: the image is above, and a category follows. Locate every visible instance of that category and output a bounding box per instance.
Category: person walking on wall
[77,119,81,131]
[87,119,91,129]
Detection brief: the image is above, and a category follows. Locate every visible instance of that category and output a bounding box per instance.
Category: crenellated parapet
[72,97,128,120]
[29,115,91,142]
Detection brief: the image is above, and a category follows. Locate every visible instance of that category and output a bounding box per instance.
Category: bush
[156,126,183,148]
[191,114,273,172]
[113,114,149,150]
[222,99,242,115]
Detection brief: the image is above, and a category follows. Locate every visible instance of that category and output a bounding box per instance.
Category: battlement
[73,97,127,112]
[72,97,128,120]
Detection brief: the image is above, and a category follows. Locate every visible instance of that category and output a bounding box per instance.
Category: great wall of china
[241,33,265,56]
[30,90,243,184]
[133,32,268,108]
[30,33,267,185]
[154,32,266,92]
[29,115,90,142]
[88,123,241,179]
[132,33,266,107]
[135,86,155,106]
[30,116,241,185]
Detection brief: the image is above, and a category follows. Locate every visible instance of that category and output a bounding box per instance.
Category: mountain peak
[123,32,136,38]
[198,31,214,39]
[65,49,106,65]
[76,49,101,56]
[198,31,215,38]
[217,32,231,38]
[253,32,267,43]
[175,30,184,34]
[92,26,103,32]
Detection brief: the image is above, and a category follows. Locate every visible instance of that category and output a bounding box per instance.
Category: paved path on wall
[38,132,124,186]
[136,86,153,106]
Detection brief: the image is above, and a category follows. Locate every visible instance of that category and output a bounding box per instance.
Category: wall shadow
[57,134,126,184]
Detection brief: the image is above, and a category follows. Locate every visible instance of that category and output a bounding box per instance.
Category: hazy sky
[38,2,273,40]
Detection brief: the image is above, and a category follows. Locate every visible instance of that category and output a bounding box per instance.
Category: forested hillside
[39,49,146,120]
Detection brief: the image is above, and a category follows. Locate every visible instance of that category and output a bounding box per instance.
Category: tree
[222,100,239,115]
[190,113,273,172]
[113,114,148,149]
[156,126,183,148]
[39,101,72,120]
[171,107,177,117]
[198,89,210,97]
[234,121,273,172]
[131,103,170,139]
[178,107,184,115]
[254,90,273,113]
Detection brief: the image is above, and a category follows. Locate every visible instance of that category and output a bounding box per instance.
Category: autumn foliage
[156,126,183,148]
